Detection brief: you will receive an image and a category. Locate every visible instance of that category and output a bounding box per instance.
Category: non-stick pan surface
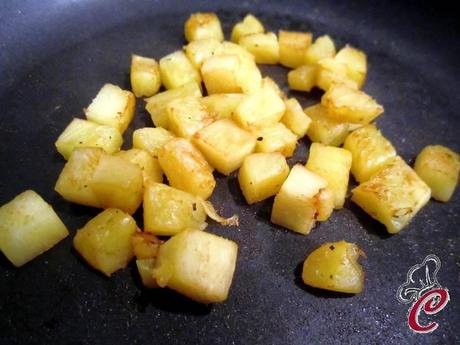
[0,1,459,344]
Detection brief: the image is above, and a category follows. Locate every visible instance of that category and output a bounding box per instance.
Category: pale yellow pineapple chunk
[306,143,352,208]
[305,35,336,65]
[192,119,256,175]
[287,65,317,92]
[201,55,243,94]
[335,45,367,88]
[322,84,384,124]
[201,93,244,119]
[414,145,460,202]
[281,98,311,138]
[132,127,175,157]
[85,84,135,134]
[0,190,69,267]
[305,103,350,146]
[231,14,265,43]
[136,259,158,288]
[343,124,396,183]
[214,41,256,62]
[315,187,335,221]
[271,164,330,235]
[184,38,222,69]
[115,149,163,186]
[238,152,289,204]
[144,183,207,236]
[145,82,202,129]
[352,156,431,233]
[159,51,201,90]
[167,96,214,139]
[130,54,161,97]
[55,118,123,160]
[239,32,279,64]
[184,12,224,42]
[302,241,365,293]
[154,229,238,303]
[279,30,313,68]
[316,58,356,91]
[158,138,216,199]
[262,77,285,99]
[255,123,297,157]
[73,208,137,276]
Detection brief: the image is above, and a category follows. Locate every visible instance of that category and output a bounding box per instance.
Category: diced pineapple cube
[281,98,311,138]
[287,65,317,92]
[201,93,244,120]
[278,30,313,68]
[159,51,201,90]
[158,138,216,199]
[132,127,175,157]
[73,208,137,276]
[167,96,214,139]
[343,124,396,183]
[115,149,163,186]
[144,183,207,236]
[352,156,431,233]
[238,152,289,204]
[315,187,334,221]
[184,38,222,69]
[305,35,336,65]
[255,123,297,157]
[321,84,384,124]
[239,32,279,64]
[305,103,350,146]
[335,45,367,88]
[214,41,256,62]
[201,55,243,94]
[0,190,69,267]
[192,119,256,175]
[271,164,329,235]
[145,82,202,129]
[130,54,161,97]
[231,14,265,43]
[414,145,460,202]
[184,12,224,42]
[154,229,238,303]
[136,259,158,288]
[262,77,285,99]
[55,118,123,160]
[306,143,352,208]
[132,232,162,260]
[316,58,356,91]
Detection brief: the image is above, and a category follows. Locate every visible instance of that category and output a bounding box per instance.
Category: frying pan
[0,1,459,344]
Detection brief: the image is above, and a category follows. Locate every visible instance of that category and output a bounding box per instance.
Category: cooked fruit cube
[144,183,207,236]
[287,65,317,92]
[238,152,289,204]
[167,96,214,139]
[55,118,123,160]
[130,54,161,97]
[281,98,311,138]
[201,55,243,94]
[305,103,350,146]
[73,208,137,276]
[352,156,431,233]
[132,127,175,157]
[271,164,329,235]
[231,14,265,43]
[306,143,352,208]
[154,229,238,303]
[184,12,224,42]
[85,84,135,134]
[302,241,365,293]
[201,93,244,120]
[158,138,215,199]
[239,32,279,64]
[343,124,396,183]
[192,119,256,175]
[414,145,460,202]
[132,232,162,260]
[184,38,222,69]
[321,84,384,124]
[159,51,201,90]
[136,259,158,288]
[0,190,69,267]
[335,45,367,88]
[255,123,297,157]
[55,147,104,208]
[214,41,256,62]
[145,82,202,129]
[262,77,285,99]
[278,30,313,68]
[305,35,336,65]
[115,149,163,186]
[316,58,355,91]
[233,87,286,131]
[315,187,334,221]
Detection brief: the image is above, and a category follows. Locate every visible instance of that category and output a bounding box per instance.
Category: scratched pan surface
[0,0,459,344]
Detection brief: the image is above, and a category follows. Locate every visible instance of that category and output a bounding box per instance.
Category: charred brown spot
[257,137,263,141]
[329,245,335,250]
[192,203,197,211]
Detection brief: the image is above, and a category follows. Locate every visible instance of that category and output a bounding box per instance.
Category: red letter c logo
[408,288,450,333]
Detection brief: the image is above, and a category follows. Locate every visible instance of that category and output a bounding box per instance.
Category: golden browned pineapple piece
[414,145,460,202]
[316,58,355,91]
[132,127,175,157]
[184,12,224,42]
[184,38,222,69]
[287,65,317,92]
[192,119,256,175]
[201,55,243,94]
[130,54,161,97]
[335,45,367,88]
[352,156,431,233]
[305,103,350,146]
[278,30,313,68]
[238,152,289,204]
[201,93,244,120]
[305,35,336,65]
[85,84,135,134]
[159,51,201,90]
[281,98,312,138]
[302,241,365,294]
[158,138,216,199]
[0,190,69,267]
[73,208,137,276]
[255,123,297,157]
[115,149,163,186]
[231,14,265,43]
[239,32,279,64]
[154,229,238,303]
